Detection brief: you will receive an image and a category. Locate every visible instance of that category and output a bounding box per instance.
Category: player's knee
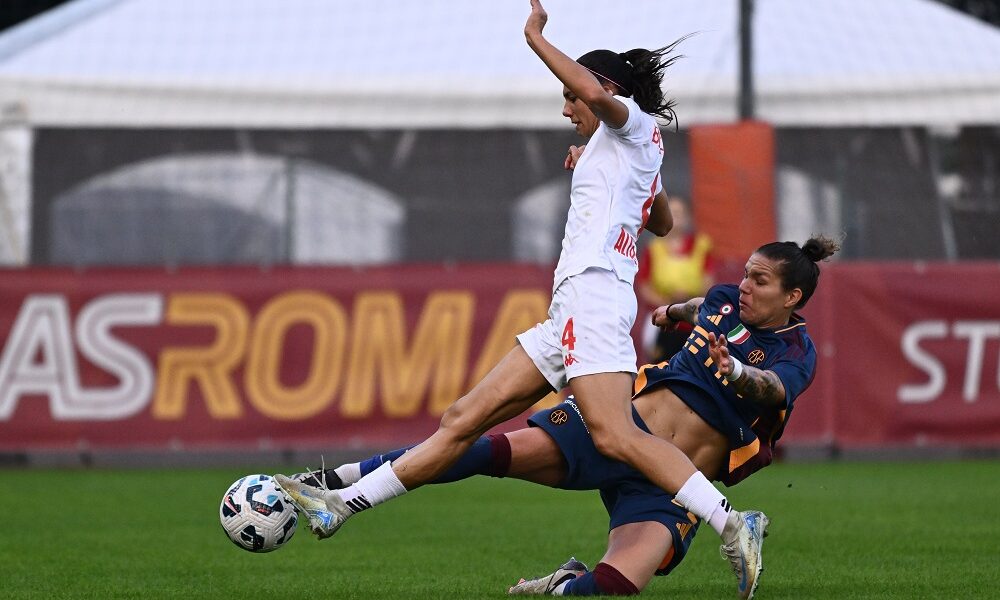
[437,397,483,445]
[589,417,648,464]
[589,424,632,463]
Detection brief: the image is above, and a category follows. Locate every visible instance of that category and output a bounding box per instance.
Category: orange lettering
[153,293,248,419]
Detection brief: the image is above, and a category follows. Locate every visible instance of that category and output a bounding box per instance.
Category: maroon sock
[487,433,512,477]
[593,562,640,595]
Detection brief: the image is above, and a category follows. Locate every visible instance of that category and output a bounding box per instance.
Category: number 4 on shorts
[561,318,576,350]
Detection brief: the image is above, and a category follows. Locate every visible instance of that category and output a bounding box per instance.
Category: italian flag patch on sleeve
[727,323,751,344]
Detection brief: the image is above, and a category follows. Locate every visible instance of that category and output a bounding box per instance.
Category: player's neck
[753,313,791,330]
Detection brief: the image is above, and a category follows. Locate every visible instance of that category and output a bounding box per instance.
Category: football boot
[273,474,352,539]
[720,510,770,599]
[508,557,589,595]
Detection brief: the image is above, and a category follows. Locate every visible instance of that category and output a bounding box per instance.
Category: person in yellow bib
[637,196,715,363]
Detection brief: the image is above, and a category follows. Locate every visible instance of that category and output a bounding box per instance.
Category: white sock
[338,461,407,514]
[552,581,570,595]
[333,462,361,486]
[675,471,733,536]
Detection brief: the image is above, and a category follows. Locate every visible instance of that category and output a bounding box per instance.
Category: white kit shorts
[517,267,638,391]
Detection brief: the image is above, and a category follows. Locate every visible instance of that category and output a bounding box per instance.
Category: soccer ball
[219,474,297,553]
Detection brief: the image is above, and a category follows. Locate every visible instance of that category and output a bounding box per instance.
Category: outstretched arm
[651,297,704,329]
[524,0,629,128]
[707,332,786,408]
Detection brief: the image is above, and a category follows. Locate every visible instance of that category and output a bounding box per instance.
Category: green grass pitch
[3,460,997,599]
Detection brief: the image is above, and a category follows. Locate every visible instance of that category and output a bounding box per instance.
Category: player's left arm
[643,189,672,236]
[707,332,786,408]
[524,0,629,127]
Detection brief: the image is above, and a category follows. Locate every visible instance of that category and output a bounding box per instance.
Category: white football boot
[720,510,770,599]
[508,557,589,595]
[273,474,352,539]
[289,468,346,490]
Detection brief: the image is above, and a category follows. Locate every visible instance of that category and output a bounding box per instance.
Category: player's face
[737,253,799,328]
[562,86,599,138]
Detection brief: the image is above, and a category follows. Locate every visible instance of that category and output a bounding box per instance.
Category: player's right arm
[707,332,786,408]
[524,0,629,128]
[651,297,704,329]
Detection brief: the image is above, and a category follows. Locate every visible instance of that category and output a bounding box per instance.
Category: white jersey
[552,96,664,291]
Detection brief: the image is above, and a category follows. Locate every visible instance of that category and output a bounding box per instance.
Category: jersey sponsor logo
[708,315,723,326]
[747,349,766,364]
[549,409,569,426]
[564,397,590,433]
[612,226,638,264]
[727,323,751,344]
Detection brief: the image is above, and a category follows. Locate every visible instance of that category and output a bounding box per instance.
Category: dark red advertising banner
[802,262,1000,447]
[0,264,557,450]
[2,262,1000,451]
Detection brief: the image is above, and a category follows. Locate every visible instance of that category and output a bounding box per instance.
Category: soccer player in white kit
[276,1,767,595]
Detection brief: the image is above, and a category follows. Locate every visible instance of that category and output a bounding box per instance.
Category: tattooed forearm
[733,365,786,408]
[678,298,704,326]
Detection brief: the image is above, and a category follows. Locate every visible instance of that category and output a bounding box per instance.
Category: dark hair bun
[802,236,841,262]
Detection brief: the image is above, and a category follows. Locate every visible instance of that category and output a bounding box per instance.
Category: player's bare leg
[600,522,672,592]
[291,426,568,495]
[391,347,552,482]
[276,344,552,538]
[509,522,668,595]
[570,373,766,598]
[569,372,697,493]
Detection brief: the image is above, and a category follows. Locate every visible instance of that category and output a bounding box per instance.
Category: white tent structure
[1,0,999,265]
[49,154,405,266]
[0,0,999,129]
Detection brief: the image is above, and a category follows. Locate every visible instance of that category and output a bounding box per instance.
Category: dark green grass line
[2,461,998,599]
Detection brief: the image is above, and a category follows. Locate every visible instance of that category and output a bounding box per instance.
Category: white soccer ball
[220,474,298,553]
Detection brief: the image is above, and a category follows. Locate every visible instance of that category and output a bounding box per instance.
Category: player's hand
[564,145,585,170]
[707,332,733,376]
[651,305,680,331]
[525,0,548,37]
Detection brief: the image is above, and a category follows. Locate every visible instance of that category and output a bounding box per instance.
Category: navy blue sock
[562,571,601,596]
[358,446,411,477]
[355,434,511,484]
[434,434,511,483]
[562,563,639,596]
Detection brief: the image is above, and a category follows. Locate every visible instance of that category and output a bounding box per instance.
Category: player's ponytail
[756,235,842,309]
[577,35,690,128]
[620,36,689,128]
